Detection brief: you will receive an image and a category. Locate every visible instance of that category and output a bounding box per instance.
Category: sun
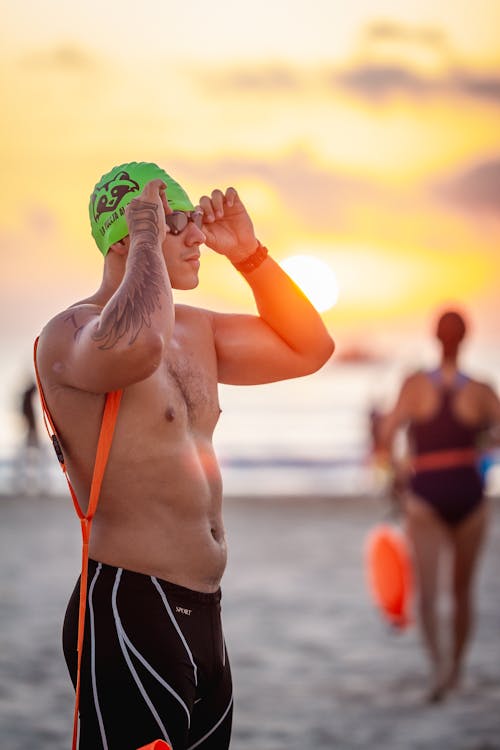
[279,255,339,312]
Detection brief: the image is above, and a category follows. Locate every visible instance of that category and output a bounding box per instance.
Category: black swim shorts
[63,559,233,750]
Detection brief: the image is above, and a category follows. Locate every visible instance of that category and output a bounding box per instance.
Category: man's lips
[184,251,201,268]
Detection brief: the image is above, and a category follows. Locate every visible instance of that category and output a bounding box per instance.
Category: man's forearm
[93,201,173,350]
[238,253,334,363]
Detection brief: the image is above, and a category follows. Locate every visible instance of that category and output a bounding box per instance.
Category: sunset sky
[1,0,499,441]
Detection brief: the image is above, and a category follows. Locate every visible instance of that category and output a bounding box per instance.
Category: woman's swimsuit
[63,559,233,750]
[408,370,485,527]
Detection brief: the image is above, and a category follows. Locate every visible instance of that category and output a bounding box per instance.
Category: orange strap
[33,337,123,750]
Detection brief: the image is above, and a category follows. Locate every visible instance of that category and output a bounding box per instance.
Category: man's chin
[173,276,200,291]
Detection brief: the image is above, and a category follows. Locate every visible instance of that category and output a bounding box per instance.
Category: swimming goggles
[165,210,203,236]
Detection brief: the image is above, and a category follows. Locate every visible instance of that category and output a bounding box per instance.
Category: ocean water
[214,361,390,495]
[3,356,500,498]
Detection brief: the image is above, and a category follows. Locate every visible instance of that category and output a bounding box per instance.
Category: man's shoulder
[61,300,104,328]
[39,301,101,340]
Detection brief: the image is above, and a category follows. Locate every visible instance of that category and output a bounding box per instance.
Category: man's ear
[108,237,129,256]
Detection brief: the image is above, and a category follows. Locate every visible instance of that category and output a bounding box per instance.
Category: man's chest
[156,315,220,426]
[125,309,221,432]
[164,348,218,420]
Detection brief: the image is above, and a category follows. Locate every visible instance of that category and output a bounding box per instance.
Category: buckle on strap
[51,434,65,464]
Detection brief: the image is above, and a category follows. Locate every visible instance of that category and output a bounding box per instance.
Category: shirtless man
[377,310,500,702]
[34,162,334,749]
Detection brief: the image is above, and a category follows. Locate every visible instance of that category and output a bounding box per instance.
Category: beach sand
[1,491,499,750]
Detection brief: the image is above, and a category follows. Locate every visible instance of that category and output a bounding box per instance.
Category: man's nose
[186,222,206,244]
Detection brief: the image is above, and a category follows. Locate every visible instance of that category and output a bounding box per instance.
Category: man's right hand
[125,179,170,246]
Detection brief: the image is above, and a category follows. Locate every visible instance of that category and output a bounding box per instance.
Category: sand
[1,491,499,750]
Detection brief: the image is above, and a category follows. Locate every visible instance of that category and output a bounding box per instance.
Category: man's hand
[125,179,171,245]
[199,187,258,263]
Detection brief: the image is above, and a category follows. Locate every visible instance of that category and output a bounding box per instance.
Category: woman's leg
[404,495,448,700]
[447,500,489,690]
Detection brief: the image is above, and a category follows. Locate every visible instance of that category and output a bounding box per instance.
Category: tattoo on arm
[65,312,85,341]
[92,200,167,350]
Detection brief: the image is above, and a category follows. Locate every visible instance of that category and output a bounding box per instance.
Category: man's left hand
[199,188,258,263]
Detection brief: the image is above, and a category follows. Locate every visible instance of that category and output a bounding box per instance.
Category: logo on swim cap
[91,170,140,223]
[89,161,195,256]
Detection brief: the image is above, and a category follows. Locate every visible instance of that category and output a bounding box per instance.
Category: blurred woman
[377,309,500,701]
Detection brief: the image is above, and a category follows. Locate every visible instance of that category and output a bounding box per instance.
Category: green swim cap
[89,161,195,255]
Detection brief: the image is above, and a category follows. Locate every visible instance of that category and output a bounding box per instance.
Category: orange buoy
[365,524,413,629]
[136,742,171,750]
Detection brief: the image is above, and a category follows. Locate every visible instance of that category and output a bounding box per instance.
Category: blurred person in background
[34,161,334,749]
[374,309,500,702]
[21,381,40,449]
[12,379,43,495]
